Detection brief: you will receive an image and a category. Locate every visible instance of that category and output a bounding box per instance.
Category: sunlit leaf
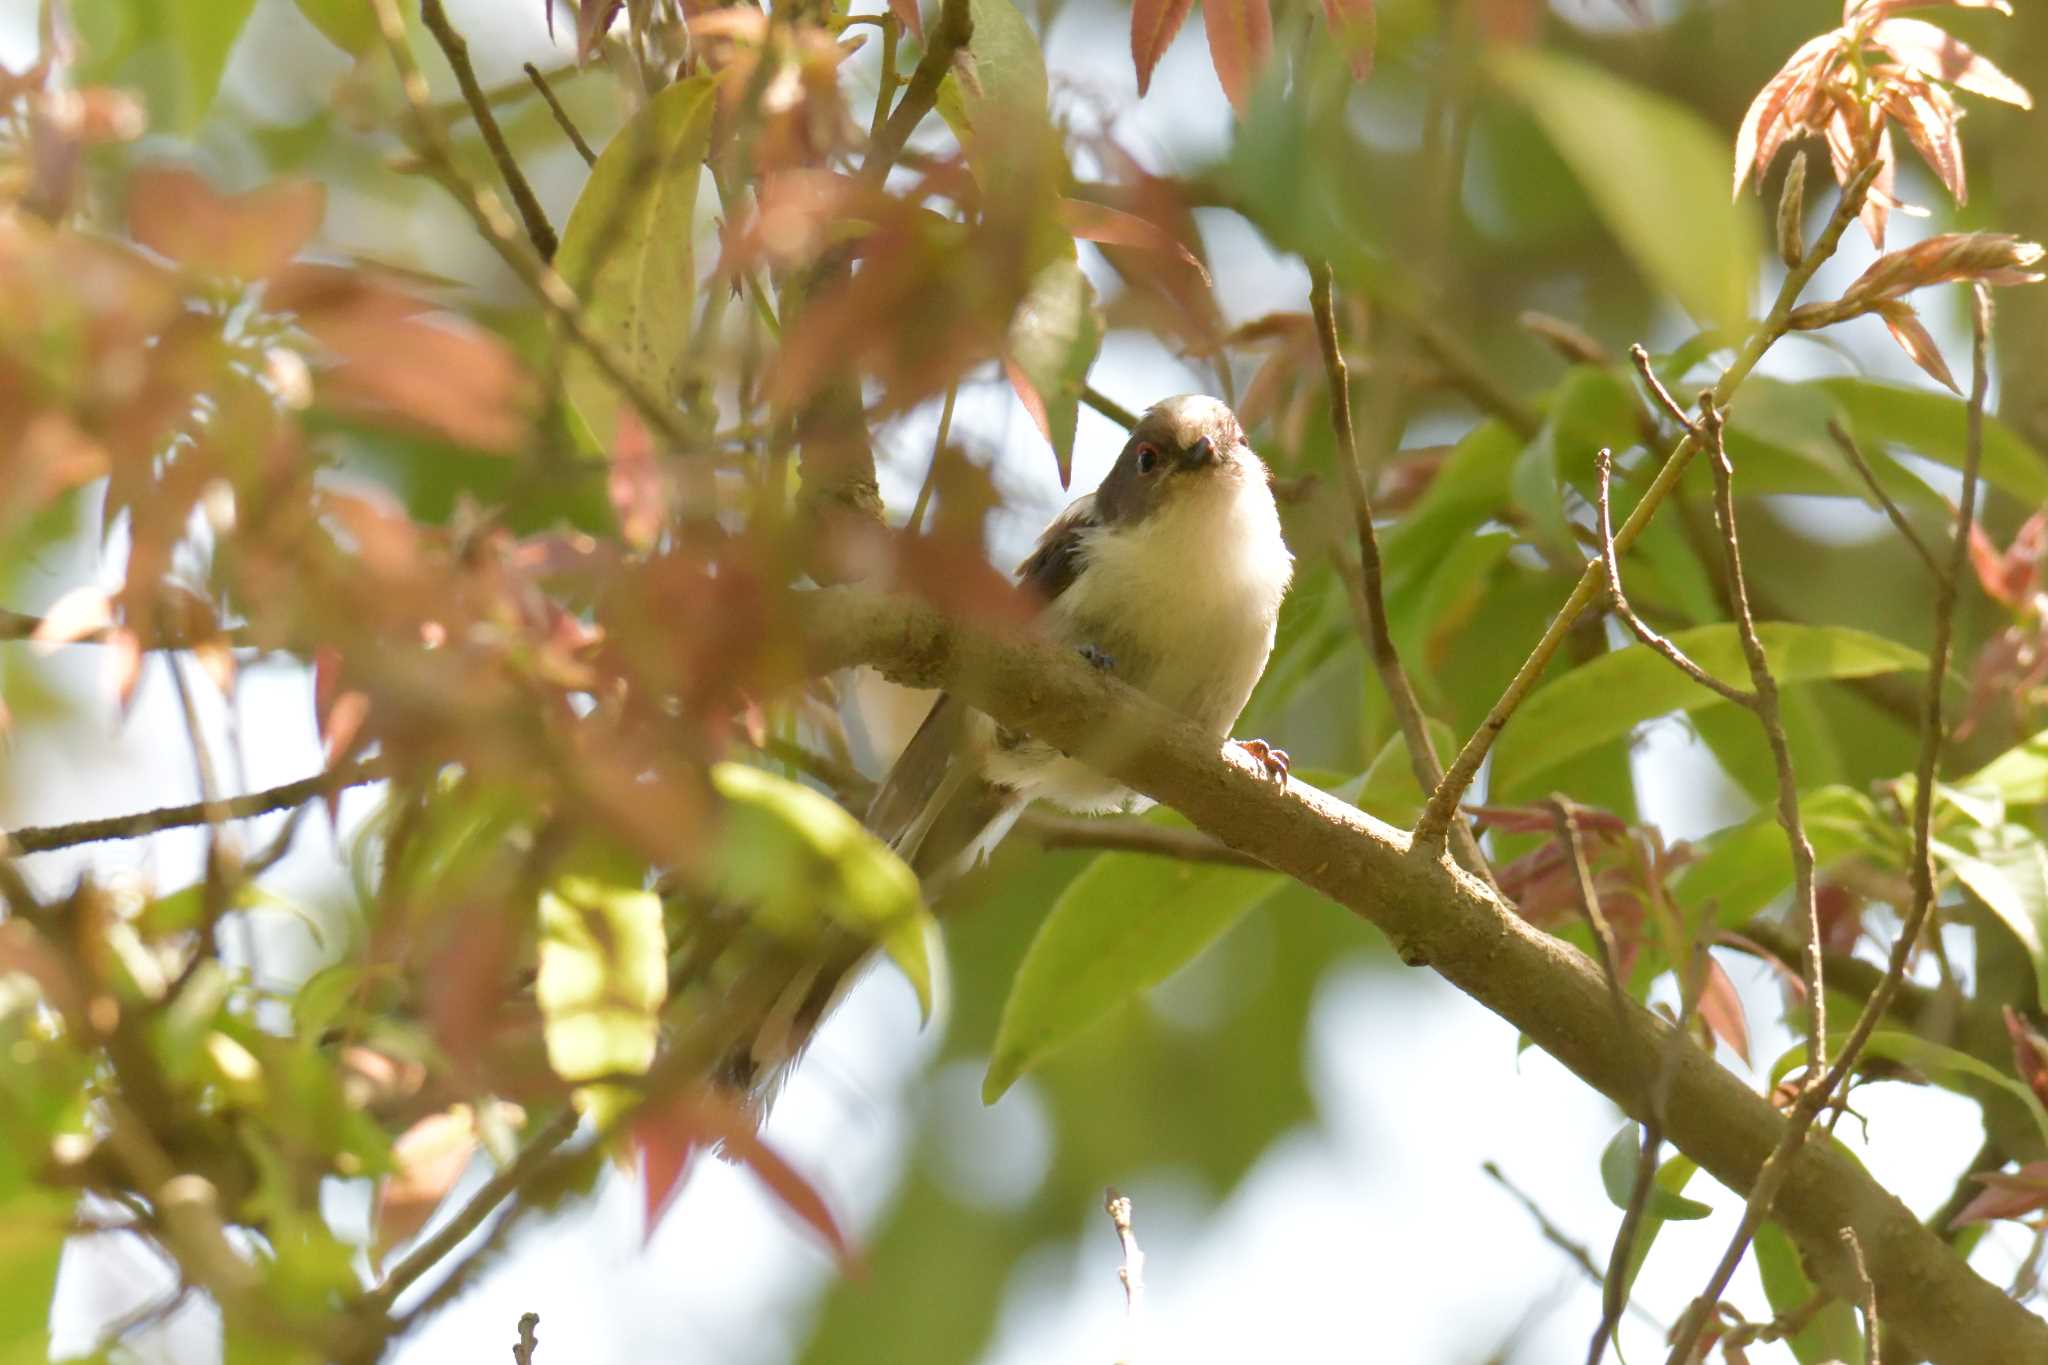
[537,876,668,1082]
[1491,625,1925,799]
[1870,18,2033,109]
[984,810,1285,1101]
[1937,826,2048,1005]
[293,0,402,54]
[1003,255,1104,486]
[707,763,939,1020]
[1203,0,1274,115]
[1492,49,1758,332]
[1131,0,1196,95]
[1966,728,2048,807]
[1817,376,2048,503]
[75,0,261,133]
[555,76,717,453]
[1056,198,1210,282]
[374,1104,480,1263]
[1320,0,1376,81]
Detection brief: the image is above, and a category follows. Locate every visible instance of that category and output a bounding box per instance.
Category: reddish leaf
[1967,510,2047,607]
[2004,1005,2048,1107]
[1951,1161,2048,1229]
[1319,0,1375,81]
[1883,79,1966,202]
[576,0,626,61]
[1874,299,1959,392]
[375,1105,481,1262]
[636,1090,859,1269]
[1733,34,1839,195]
[888,0,923,44]
[128,168,324,282]
[607,409,665,552]
[1056,198,1209,283]
[1696,955,1751,1063]
[1871,17,2032,107]
[1002,355,1058,471]
[1203,0,1272,115]
[1851,0,2012,20]
[1131,0,1196,96]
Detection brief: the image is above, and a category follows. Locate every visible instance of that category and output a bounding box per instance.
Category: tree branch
[798,583,2045,1365]
[3,758,391,856]
[420,0,557,261]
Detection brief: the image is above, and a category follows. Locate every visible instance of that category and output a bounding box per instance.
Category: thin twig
[1023,811,1265,866]
[1843,1228,1879,1365]
[1592,449,1755,707]
[862,0,971,186]
[1482,1162,1666,1331]
[362,1108,581,1316]
[908,382,958,533]
[4,757,391,855]
[512,1311,540,1364]
[524,63,596,167]
[1104,1188,1145,1365]
[1312,261,1499,895]
[1628,344,1697,433]
[1827,419,1945,582]
[1662,286,1991,1365]
[420,0,557,262]
[1414,158,1881,853]
[1081,384,1140,432]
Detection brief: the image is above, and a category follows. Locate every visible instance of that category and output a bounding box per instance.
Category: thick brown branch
[801,584,2047,1365]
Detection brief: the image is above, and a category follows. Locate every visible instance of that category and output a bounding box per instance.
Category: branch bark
[799,584,2048,1365]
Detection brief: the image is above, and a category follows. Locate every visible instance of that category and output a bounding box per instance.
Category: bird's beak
[1179,435,1216,470]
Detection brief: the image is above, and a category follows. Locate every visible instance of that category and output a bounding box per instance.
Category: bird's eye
[1135,444,1160,474]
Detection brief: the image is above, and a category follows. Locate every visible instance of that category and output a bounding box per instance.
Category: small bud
[1775,151,1808,269]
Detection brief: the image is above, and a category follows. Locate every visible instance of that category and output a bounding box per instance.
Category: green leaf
[0,1192,65,1360]
[537,875,667,1082]
[1820,376,2048,506]
[1966,727,2048,807]
[1770,1029,2048,1151]
[1672,785,1883,925]
[1354,721,1460,825]
[1491,625,1925,800]
[1490,49,1757,333]
[1513,367,1638,557]
[707,763,939,1020]
[293,0,395,54]
[1611,1150,1706,1299]
[75,0,261,132]
[555,76,717,453]
[984,812,1286,1101]
[1937,826,2048,1006]
[1755,1221,1867,1364]
[940,0,1058,190]
[1005,254,1104,485]
[1598,1123,1711,1221]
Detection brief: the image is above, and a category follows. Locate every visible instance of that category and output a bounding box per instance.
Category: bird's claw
[1078,644,1116,672]
[1238,738,1290,783]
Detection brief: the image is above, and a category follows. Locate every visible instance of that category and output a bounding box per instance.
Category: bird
[865,394,1296,885]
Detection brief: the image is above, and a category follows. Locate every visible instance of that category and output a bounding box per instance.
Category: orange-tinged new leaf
[1697,955,1751,1064]
[1876,300,1959,392]
[1056,198,1210,283]
[128,168,324,282]
[1131,0,1196,96]
[1203,0,1272,115]
[375,1105,480,1263]
[888,0,924,42]
[1320,0,1375,81]
[1872,17,2032,108]
[1850,0,2012,26]
[1951,1161,2048,1229]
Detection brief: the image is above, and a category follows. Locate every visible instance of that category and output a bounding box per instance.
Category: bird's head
[1095,395,1267,524]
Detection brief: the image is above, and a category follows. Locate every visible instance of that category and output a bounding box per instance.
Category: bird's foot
[1237,738,1291,783]
[1078,644,1116,672]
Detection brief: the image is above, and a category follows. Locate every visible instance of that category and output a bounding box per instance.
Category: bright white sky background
[1,1,2040,1361]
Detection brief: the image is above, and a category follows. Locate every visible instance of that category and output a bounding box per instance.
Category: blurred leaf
[1003,255,1104,485]
[1513,366,1637,556]
[1204,0,1274,115]
[1937,826,2048,1005]
[1491,625,1925,799]
[1491,49,1758,332]
[1131,0,1196,95]
[1612,1151,1703,1297]
[375,1104,480,1262]
[555,76,716,452]
[985,811,1286,1101]
[1382,421,1519,604]
[1819,376,2048,504]
[1770,1030,2048,1150]
[0,1192,64,1360]
[75,0,261,133]
[1672,784,1883,925]
[707,763,939,1019]
[1755,1220,1867,1365]
[1598,1122,1712,1220]
[1320,0,1376,81]
[537,876,667,1082]
[293,0,398,54]
[128,168,324,282]
[942,0,1059,192]
[1967,727,2048,806]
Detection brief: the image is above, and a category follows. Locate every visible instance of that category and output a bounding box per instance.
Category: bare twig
[1592,449,1755,707]
[1104,1188,1145,1365]
[1312,261,1499,895]
[1414,159,1882,852]
[1843,1228,1879,1365]
[362,1108,581,1317]
[420,0,557,262]
[512,1311,540,1364]
[4,757,390,855]
[525,63,596,167]
[1827,419,1945,582]
[1628,343,1697,433]
[1081,384,1140,432]
[1482,1162,1666,1331]
[1662,288,1992,1365]
[863,0,971,185]
[908,382,959,533]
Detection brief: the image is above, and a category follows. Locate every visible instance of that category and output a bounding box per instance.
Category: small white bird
[866,394,1296,883]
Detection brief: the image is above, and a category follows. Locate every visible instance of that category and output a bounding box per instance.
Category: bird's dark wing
[1015,493,1099,604]
[864,693,967,850]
